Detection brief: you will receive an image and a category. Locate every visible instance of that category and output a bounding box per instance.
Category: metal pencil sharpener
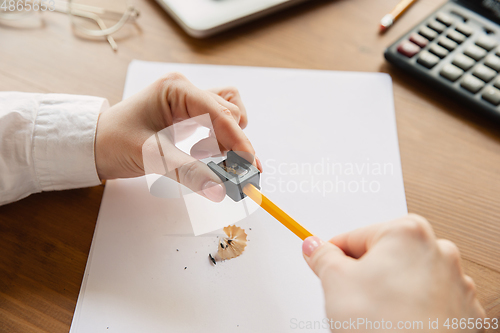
[207,151,260,202]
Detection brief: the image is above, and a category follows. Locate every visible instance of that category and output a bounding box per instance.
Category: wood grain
[1,0,499,332]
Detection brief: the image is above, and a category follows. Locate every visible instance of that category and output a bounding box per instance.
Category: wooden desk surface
[1,0,499,331]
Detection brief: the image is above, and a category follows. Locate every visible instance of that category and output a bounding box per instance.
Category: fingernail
[302,236,323,257]
[256,156,263,173]
[202,181,226,202]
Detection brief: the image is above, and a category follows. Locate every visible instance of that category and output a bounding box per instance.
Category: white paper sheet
[70,61,407,333]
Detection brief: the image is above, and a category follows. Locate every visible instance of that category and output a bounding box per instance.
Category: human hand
[302,214,485,332]
[95,73,262,202]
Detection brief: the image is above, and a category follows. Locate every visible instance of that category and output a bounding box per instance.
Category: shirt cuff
[33,94,109,191]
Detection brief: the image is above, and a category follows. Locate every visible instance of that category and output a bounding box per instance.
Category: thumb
[190,136,223,160]
[175,158,227,202]
[303,236,351,281]
[142,132,226,202]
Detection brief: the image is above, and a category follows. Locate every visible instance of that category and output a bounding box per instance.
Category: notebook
[69,61,407,333]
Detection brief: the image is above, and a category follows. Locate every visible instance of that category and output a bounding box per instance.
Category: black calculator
[384,0,500,120]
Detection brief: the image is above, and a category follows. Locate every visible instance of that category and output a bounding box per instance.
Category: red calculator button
[409,33,429,48]
[397,40,421,58]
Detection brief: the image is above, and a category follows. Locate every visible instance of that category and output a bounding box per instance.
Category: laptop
[155,0,311,38]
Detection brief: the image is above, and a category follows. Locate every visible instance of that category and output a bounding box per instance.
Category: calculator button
[460,74,485,93]
[429,44,449,58]
[397,40,421,58]
[438,37,458,51]
[481,86,500,105]
[472,64,497,82]
[475,35,498,51]
[428,20,446,33]
[419,26,438,40]
[455,23,474,37]
[436,12,453,26]
[464,44,487,60]
[440,64,464,82]
[417,51,440,69]
[447,30,466,44]
[483,54,500,71]
[493,77,500,89]
[409,33,428,48]
[452,53,476,70]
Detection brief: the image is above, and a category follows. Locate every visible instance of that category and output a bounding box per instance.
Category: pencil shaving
[218,225,247,260]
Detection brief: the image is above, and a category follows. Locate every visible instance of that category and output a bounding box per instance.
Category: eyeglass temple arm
[52,1,118,51]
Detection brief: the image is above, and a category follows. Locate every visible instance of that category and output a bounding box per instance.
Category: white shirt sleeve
[0,92,109,206]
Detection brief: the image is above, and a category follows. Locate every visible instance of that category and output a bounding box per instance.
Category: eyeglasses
[0,0,140,51]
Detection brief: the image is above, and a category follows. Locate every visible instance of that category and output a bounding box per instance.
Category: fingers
[195,95,254,155]
[462,275,485,321]
[463,275,477,298]
[208,87,248,129]
[157,74,256,166]
[190,136,222,160]
[207,92,242,125]
[302,236,352,281]
[472,298,486,323]
[176,159,227,202]
[436,239,462,272]
[170,117,200,142]
[331,214,435,259]
[437,239,478,297]
[142,131,226,202]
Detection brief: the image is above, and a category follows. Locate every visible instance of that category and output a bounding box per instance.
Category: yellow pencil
[243,184,313,240]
